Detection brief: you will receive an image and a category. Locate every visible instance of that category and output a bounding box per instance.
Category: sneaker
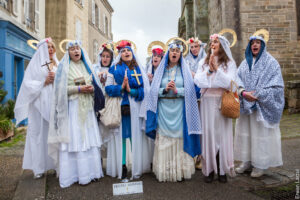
[251,167,264,178]
[235,161,251,174]
[33,173,43,179]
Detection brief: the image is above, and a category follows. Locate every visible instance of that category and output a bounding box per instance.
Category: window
[24,0,29,25]
[76,19,82,41]
[34,0,39,31]
[103,14,106,34]
[0,0,8,10]
[12,0,18,15]
[75,0,83,7]
[92,0,95,24]
[98,7,101,29]
[93,40,99,63]
[95,4,99,28]
[105,16,108,36]
[297,0,300,37]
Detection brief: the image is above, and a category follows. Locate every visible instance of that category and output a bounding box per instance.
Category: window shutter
[34,0,39,31]
[76,19,82,41]
[92,0,95,25]
[29,0,34,29]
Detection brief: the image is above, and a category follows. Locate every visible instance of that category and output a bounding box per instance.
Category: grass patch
[0,131,25,148]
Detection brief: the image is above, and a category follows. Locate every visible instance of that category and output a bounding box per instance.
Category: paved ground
[0,112,299,200]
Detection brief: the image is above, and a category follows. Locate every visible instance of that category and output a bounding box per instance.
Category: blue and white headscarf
[237,36,284,128]
[146,42,202,135]
[48,40,104,166]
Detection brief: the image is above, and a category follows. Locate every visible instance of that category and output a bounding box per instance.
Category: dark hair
[205,42,229,69]
[118,57,138,70]
[101,48,113,67]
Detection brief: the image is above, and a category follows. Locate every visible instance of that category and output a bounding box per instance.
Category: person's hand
[191,71,195,78]
[125,81,131,93]
[79,85,94,93]
[166,80,175,92]
[209,54,217,71]
[243,91,258,102]
[148,73,153,82]
[122,77,128,90]
[45,72,55,85]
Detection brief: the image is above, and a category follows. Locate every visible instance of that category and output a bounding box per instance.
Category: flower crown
[187,37,202,45]
[66,40,82,49]
[116,40,132,51]
[152,48,164,57]
[210,34,220,41]
[168,42,183,52]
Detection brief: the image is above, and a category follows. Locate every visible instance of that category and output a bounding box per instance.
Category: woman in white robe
[105,40,151,180]
[194,34,237,183]
[48,40,105,188]
[14,38,57,178]
[234,36,284,177]
[93,43,116,145]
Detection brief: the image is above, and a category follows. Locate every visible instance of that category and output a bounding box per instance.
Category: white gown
[58,60,104,188]
[22,69,57,176]
[105,75,152,179]
[194,58,237,176]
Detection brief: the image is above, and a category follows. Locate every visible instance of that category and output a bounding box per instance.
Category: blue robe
[105,62,144,138]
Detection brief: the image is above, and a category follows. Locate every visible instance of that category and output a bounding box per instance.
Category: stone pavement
[0,112,299,200]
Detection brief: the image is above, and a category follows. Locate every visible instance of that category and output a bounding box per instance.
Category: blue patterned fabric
[237,37,285,127]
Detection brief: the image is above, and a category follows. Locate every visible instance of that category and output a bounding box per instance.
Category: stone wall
[239,0,300,82]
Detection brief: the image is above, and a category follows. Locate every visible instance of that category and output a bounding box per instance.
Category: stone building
[46,0,113,60]
[88,0,113,63]
[179,0,300,112]
[0,0,45,101]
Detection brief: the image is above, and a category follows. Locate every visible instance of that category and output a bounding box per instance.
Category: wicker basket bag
[221,81,240,119]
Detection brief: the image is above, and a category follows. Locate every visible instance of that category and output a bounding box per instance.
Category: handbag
[221,80,240,119]
[100,95,122,128]
[99,74,122,128]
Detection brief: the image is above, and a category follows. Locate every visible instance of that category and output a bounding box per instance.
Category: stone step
[13,170,46,200]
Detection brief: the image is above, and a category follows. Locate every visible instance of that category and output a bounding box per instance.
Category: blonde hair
[48,41,57,66]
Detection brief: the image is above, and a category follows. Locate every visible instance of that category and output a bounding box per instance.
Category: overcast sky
[108,0,181,65]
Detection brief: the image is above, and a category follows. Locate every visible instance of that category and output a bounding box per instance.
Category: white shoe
[235,161,251,174]
[33,173,43,179]
[251,168,264,178]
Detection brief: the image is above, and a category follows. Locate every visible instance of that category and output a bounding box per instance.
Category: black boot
[122,164,127,179]
[204,171,214,183]
[216,151,227,183]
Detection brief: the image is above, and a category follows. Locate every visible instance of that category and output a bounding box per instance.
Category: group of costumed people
[14,28,284,188]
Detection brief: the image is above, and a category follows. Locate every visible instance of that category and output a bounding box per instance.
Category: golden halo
[253,29,269,43]
[59,39,73,54]
[115,40,137,55]
[219,28,237,48]
[147,41,167,56]
[166,37,188,56]
[27,40,39,50]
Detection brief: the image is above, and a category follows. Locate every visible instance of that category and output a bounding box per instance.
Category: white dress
[194,58,237,176]
[105,73,152,179]
[234,108,283,170]
[22,68,57,176]
[58,61,103,188]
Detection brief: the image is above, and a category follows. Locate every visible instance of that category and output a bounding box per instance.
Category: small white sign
[113,181,143,196]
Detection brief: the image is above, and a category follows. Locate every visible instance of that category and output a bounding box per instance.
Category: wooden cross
[131,69,142,85]
[41,61,52,71]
